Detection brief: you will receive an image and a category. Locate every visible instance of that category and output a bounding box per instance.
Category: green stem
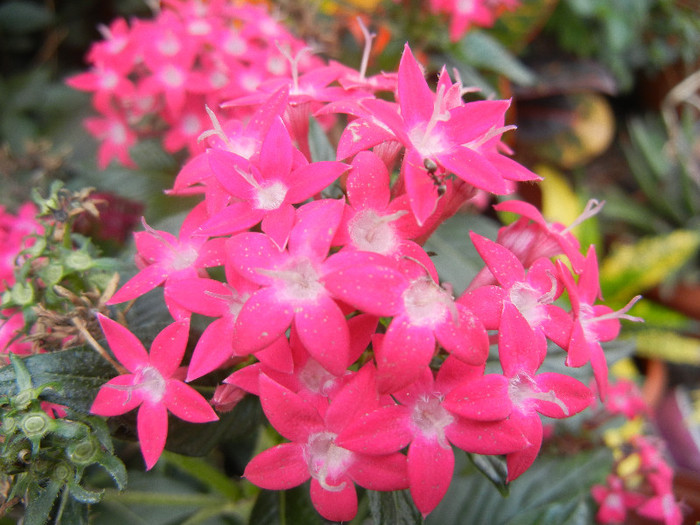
[162,451,242,500]
[101,489,224,507]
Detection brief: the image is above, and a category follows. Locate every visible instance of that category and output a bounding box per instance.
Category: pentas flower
[200,118,349,248]
[243,365,409,522]
[346,44,538,224]
[90,315,218,469]
[591,475,646,524]
[227,199,354,375]
[107,203,226,318]
[325,250,489,393]
[227,314,377,403]
[164,268,262,381]
[334,150,423,257]
[558,247,643,399]
[428,0,521,42]
[443,304,593,481]
[336,357,528,516]
[83,110,138,169]
[458,232,572,350]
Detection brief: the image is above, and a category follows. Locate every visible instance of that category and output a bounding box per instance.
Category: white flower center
[347,209,405,255]
[136,366,166,404]
[411,394,454,448]
[402,277,454,326]
[255,181,288,211]
[305,431,353,492]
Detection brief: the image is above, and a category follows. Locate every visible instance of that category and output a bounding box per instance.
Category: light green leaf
[600,230,700,302]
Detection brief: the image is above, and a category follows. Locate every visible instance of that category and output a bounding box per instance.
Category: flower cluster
[67,0,324,168]
[591,378,683,525]
[0,203,42,356]
[425,0,521,42]
[86,19,650,522]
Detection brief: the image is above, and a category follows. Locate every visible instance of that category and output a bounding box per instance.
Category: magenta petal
[336,405,412,455]
[137,402,168,470]
[457,286,506,330]
[259,118,293,180]
[447,417,528,455]
[346,151,390,210]
[227,232,286,286]
[397,44,433,128]
[261,204,295,251]
[96,314,148,373]
[533,373,593,419]
[293,295,350,376]
[403,149,439,226]
[499,303,546,377]
[348,452,409,491]
[435,355,485,394]
[90,375,142,416]
[325,364,378,432]
[435,304,488,365]
[166,278,231,317]
[258,374,324,442]
[207,148,253,199]
[310,476,358,523]
[506,412,543,482]
[285,161,349,204]
[337,117,395,161]
[107,264,169,304]
[197,202,263,237]
[439,145,511,194]
[187,318,235,381]
[444,374,512,421]
[149,320,189,377]
[164,380,218,423]
[244,443,309,490]
[376,319,435,394]
[567,322,592,368]
[254,335,294,374]
[289,199,344,259]
[323,259,405,317]
[470,232,525,287]
[235,288,293,353]
[408,436,454,516]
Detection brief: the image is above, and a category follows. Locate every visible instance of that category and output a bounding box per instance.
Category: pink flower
[558,247,643,399]
[244,365,408,522]
[444,303,593,481]
[90,314,218,469]
[336,357,527,516]
[326,249,489,393]
[227,199,352,375]
[107,203,226,318]
[459,232,572,350]
[348,44,538,224]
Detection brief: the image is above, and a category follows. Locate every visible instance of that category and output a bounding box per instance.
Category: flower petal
[164,380,218,423]
[244,443,309,490]
[408,436,454,516]
[137,402,168,470]
[96,314,148,373]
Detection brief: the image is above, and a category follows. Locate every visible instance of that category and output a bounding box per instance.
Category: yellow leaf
[633,329,700,365]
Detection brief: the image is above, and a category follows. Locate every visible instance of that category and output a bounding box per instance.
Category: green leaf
[632,329,700,365]
[24,480,61,525]
[0,1,54,34]
[454,30,537,86]
[308,117,336,163]
[599,230,700,302]
[367,489,423,525]
[249,485,327,525]
[67,482,104,504]
[468,453,509,496]
[97,451,128,491]
[10,352,33,391]
[426,447,610,525]
[0,347,117,413]
[423,213,501,295]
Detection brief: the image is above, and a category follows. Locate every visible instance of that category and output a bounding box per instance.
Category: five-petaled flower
[90,314,218,470]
